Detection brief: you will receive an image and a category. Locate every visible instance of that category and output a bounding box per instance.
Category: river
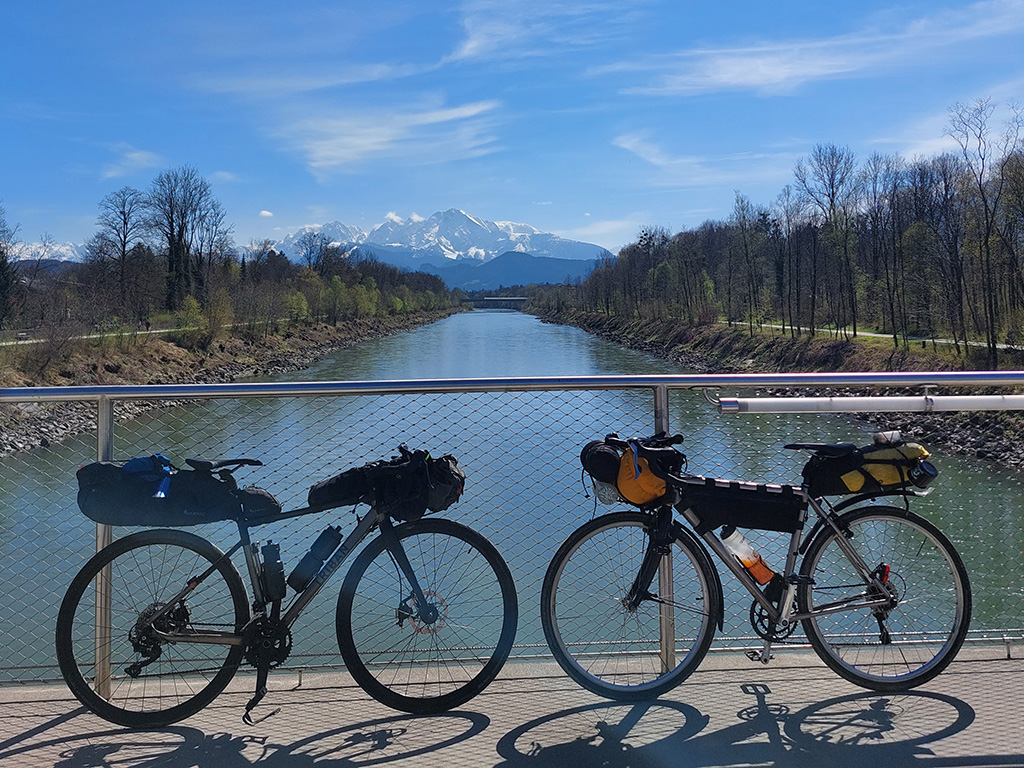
[1,310,1019,680]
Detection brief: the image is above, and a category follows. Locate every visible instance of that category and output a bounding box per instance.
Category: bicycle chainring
[243,616,293,669]
[750,600,797,642]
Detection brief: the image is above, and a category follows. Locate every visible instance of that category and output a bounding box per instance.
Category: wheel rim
[546,516,714,694]
[59,534,245,724]
[803,512,968,686]
[340,522,514,707]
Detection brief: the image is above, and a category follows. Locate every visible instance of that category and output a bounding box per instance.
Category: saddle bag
[76,455,244,526]
[802,442,934,497]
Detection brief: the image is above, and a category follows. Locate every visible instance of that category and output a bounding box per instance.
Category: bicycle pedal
[745,650,773,664]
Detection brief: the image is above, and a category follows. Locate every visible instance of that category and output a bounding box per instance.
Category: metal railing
[2,372,1023,684]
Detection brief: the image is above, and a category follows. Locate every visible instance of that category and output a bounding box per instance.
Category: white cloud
[409,212,425,223]
[101,143,163,179]
[555,216,644,252]
[282,99,501,173]
[209,170,238,183]
[196,63,424,97]
[614,133,800,188]
[259,210,274,218]
[599,0,1024,96]
[447,0,635,62]
[384,211,404,224]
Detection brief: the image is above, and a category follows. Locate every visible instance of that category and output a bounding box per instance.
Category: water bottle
[720,525,775,585]
[288,526,342,592]
[260,541,286,603]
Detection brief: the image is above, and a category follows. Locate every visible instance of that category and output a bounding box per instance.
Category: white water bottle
[720,525,775,585]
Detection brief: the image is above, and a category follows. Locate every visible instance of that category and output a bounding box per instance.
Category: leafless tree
[146,165,216,310]
[95,186,147,306]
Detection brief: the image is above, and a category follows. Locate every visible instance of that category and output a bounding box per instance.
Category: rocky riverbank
[536,310,1024,469]
[0,310,457,458]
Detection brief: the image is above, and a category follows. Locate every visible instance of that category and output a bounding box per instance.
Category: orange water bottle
[720,525,776,585]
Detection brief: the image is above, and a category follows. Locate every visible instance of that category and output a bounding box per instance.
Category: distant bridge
[464,296,528,309]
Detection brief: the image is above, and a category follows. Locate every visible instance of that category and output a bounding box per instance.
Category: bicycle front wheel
[541,511,720,700]
[336,518,517,714]
[55,529,250,728]
[799,506,971,692]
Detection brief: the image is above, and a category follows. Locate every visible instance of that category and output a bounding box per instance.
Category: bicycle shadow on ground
[0,709,489,767]
[492,685,1013,768]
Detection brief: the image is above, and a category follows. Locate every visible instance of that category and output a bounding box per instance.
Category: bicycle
[541,431,971,701]
[56,446,518,728]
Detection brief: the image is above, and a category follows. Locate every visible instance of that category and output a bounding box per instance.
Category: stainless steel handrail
[5,370,1024,404]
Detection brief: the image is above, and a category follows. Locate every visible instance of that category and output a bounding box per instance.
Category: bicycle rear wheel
[56,529,249,728]
[799,506,971,692]
[540,511,720,700]
[336,518,517,713]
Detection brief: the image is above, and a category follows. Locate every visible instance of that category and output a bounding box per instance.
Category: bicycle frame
[667,489,903,644]
[146,503,435,648]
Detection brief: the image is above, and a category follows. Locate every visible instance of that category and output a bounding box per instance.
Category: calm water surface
[1,310,1018,679]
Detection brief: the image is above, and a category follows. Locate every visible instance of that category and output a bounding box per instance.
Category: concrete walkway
[1,648,1022,767]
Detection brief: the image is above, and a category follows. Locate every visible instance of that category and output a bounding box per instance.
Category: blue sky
[3,0,1024,254]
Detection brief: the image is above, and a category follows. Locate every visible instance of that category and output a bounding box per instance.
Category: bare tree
[95,186,147,305]
[947,99,1023,362]
[147,165,215,310]
[0,204,18,330]
[794,144,860,336]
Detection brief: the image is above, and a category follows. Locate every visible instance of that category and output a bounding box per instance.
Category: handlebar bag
[307,465,371,510]
[581,438,685,507]
[424,454,466,512]
[77,456,241,526]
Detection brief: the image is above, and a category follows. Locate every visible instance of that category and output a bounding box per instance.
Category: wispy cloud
[101,143,163,179]
[599,0,1024,96]
[195,63,424,97]
[282,100,502,174]
[447,0,641,62]
[555,215,646,251]
[614,133,800,187]
[259,210,274,218]
[209,170,238,183]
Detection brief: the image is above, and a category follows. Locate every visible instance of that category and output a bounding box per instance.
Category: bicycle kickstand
[243,662,280,725]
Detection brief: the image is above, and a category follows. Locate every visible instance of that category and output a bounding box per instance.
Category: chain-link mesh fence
[2,381,1021,684]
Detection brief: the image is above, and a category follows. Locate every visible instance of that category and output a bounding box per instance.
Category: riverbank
[535,310,1024,469]
[0,310,457,457]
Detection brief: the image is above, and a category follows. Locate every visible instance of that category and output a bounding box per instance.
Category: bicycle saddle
[782,442,858,457]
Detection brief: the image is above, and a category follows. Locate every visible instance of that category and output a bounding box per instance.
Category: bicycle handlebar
[604,432,684,450]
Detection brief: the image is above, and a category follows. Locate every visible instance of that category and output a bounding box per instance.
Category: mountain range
[12,209,610,290]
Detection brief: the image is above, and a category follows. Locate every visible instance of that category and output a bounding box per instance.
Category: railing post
[94,396,114,700]
[653,385,676,670]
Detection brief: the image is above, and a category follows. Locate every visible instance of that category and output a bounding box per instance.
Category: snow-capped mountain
[12,241,88,262]
[279,221,368,253]
[277,209,610,264]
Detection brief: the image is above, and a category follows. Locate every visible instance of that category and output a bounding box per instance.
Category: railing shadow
[491,685,1017,768]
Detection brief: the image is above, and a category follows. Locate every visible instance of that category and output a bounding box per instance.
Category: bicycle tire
[541,511,720,700]
[336,518,517,713]
[56,529,249,728]
[799,506,971,692]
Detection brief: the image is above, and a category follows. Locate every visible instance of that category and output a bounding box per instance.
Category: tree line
[529,99,1024,366]
[0,165,457,357]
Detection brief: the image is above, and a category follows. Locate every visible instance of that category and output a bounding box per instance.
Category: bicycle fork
[377,518,440,631]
